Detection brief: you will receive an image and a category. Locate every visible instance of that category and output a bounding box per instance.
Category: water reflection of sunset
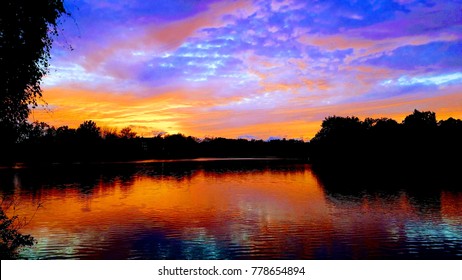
[2,162,461,259]
[9,163,334,259]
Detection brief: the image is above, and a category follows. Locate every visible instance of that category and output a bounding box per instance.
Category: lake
[1,159,461,259]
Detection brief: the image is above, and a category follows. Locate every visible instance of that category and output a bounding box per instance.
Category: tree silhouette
[372,118,399,130]
[309,110,462,174]
[403,109,437,129]
[120,127,137,139]
[311,116,364,143]
[76,120,101,142]
[56,125,76,141]
[0,208,35,259]
[0,0,66,142]
[101,127,119,140]
[1,110,460,167]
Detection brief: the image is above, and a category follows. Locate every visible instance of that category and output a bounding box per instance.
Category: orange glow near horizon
[31,86,462,140]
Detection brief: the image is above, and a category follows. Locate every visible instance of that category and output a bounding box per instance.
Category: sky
[34,0,462,140]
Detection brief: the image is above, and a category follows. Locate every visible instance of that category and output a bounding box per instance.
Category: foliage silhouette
[119,127,137,139]
[0,198,36,259]
[310,110,462,175]
[0,0,67,138]
[403,109,437,129]
[2,110,461,172]
[77,120,101,142]
[3,120,309,163]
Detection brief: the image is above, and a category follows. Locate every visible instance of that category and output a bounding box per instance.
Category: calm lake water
[1,159,461,259]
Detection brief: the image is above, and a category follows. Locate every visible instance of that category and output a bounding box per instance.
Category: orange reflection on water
[11,164,335,259]
[6,163,462,259]
[441,191,462,223]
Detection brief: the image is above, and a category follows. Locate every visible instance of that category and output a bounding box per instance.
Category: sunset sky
[34,0,462,140]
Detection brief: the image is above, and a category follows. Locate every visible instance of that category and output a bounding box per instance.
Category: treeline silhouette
[2,110,462,168]
[310,109,462,174]
[1,120,308,163]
